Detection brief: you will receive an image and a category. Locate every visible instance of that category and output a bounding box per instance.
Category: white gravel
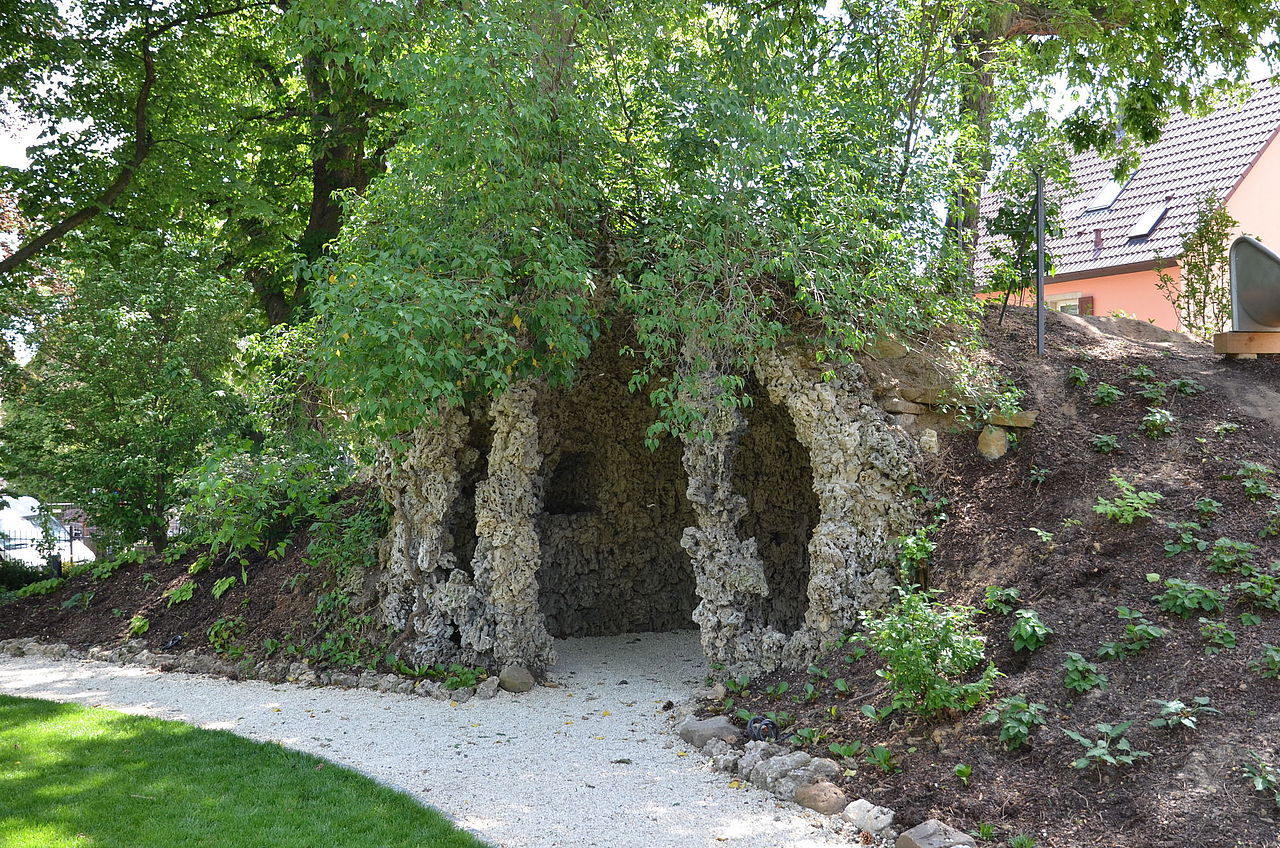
[0,631,851,848]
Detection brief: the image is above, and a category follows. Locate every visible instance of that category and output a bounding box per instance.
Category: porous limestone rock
[369,341,919,674]
[844,798,896,834]
[896,819,977,848]
[498,664,535,693]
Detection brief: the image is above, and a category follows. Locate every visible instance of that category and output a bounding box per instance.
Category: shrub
[1068,366,1089,386]
[128,615,150,636]
[1093,475,1163,524]
[1155,578,1228,618]
[982,695,1048,751]
[859,589,1000,715]
[1235,570,1280,611]
[1009,609,1053,653]
[207,617,247,659]
[1169,376,1205,396]
[1135,381,1168,405]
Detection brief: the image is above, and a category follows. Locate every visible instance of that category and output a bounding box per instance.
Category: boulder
[977,425,1008,460]
[498,664,536,693]
[749,751,840,802]
[843,798,896,834]
[793,781,848,815]
[896,819,977,848]
[676,715,742,748]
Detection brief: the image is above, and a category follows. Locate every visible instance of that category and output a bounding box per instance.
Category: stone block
[896,819,977,848]
[843,798,896,834]
[882,398,930,414]
[793,781,848,815]
[987,409,1039,428]
[676,715,742,748]
[977,424,1008,460]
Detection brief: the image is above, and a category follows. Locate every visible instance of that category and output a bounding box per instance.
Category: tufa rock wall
[370,343,920,675]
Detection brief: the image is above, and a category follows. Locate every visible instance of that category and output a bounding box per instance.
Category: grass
[0,694,489,848]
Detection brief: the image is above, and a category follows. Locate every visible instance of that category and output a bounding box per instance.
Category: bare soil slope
[725,307,1280,847]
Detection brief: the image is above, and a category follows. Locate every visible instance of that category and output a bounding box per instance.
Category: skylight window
[1085,170,1135,211]
[1126,203,1168,240]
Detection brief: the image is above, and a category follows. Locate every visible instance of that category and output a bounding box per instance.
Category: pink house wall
[1226,127,1280,250]
[980,268,1182,330]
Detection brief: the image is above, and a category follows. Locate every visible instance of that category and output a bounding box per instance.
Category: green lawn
[0,694,490,848]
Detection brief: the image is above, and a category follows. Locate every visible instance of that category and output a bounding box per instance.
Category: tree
[0,236,245,550]
[313,0,982,442]
[0,0,414,324]
[1156,194,1237,340]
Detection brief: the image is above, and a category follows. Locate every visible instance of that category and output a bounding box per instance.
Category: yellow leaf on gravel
[601,711,612,716]
[728,780,743,789]
[677,751,689,757]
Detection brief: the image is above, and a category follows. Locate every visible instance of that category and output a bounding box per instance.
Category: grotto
[370,340,919,675]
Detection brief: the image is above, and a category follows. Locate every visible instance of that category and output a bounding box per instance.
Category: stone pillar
[753,349,918,664]
[373,407,487,664]
[677,349,783,669]
[471,381,556,672]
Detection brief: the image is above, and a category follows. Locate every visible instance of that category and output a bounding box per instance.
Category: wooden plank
[1213,332,1280,354]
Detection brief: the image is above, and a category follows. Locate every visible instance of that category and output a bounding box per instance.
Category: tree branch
[0,2,272,279]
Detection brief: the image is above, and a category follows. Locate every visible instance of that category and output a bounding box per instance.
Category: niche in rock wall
[733,377,819,635]
[443,411,491,575]
[534,347,698,638]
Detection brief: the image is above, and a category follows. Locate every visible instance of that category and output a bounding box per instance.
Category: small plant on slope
[1063,652,1108,693]
[1243,754,1280,809]
[1063,721,1150,770]
[1206,538,1257,574]
[1194,497,1223,519]
[1090,434,1120,454]
[860,589,1000,715]
[1091,382,1124,406]
[1009,609,1053,652]
[1150,697,1219,731]
[1155,578,1228,618]
[1198,617,1237,655]
[1252,644,1280,679]
[983,585,1021,614]
[1140,407,1176,439]
[1163,521,1207,557]
[1094,475,1163,524]
[982,695,1048,751]
[1096,607,1166,660]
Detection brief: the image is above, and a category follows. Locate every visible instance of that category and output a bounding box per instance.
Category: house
[978,78,1280,330]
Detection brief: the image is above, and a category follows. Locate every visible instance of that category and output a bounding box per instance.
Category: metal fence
[0,535,88,575]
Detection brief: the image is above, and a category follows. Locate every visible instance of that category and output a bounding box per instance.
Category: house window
[1047,292,1084,314]
[1126,203,1168,239]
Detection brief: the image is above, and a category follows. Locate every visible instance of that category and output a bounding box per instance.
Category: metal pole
[1035,170,1046,356]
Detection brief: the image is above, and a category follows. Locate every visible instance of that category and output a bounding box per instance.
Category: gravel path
[0,631,849,848]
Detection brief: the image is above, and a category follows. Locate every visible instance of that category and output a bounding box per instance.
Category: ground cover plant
[0,694,487,848]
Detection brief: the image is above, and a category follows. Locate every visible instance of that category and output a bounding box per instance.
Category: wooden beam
[1214,332,1280,356]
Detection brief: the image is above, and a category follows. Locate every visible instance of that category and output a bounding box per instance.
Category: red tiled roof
[978,79,1280,281]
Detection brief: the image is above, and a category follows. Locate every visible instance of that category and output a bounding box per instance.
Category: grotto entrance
[533,348,699,638]
[733,375,820,636]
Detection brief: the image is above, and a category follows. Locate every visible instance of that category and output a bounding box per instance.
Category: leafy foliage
[860,589,1000,715]
[1093,476,1163,524]
[982,695,1048,751]
[1063,722,1149,770]
[1155,195,1237,341]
